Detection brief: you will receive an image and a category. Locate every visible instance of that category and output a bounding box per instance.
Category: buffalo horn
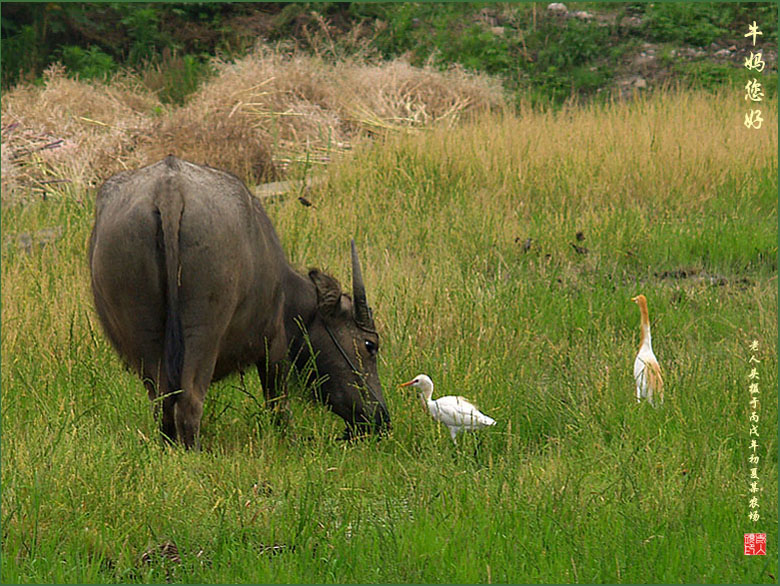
[351,239,375,330]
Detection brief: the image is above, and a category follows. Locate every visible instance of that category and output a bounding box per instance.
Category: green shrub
[519,15,616,105]
[152,53,213,106]
[59,45,117,80]
[644,2,778,45]
[1,20,44,87]
[2,2,777,107]
[116,5,166,65]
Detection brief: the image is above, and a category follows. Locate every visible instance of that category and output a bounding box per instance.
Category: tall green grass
[2,89,777,583]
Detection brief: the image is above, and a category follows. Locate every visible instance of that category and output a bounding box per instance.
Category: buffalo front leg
[257,329,291,426]
[160,393,178,444]
[257,360,291,421]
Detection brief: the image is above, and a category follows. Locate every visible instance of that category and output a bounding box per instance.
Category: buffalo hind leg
[143,362,178,444]
[175,341,219,449]
[174,388,205,450]
[160,393,178,444]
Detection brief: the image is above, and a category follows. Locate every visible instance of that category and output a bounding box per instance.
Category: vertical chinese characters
[747,340,761,524]
[743,340,765,555]
[743,21,765,129]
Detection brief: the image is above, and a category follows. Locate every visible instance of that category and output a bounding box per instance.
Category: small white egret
[400,374,496,443]
[631,294,664,406]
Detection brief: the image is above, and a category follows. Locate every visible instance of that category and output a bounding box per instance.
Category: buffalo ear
[309,269,347,317]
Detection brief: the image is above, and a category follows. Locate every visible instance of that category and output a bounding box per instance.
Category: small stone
[547,3,568,15]
[572,10,593,20]
[621,15,643,29]
[479,8,499,26]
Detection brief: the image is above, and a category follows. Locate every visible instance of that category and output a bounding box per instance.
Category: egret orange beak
[630,296,638,303]
[399,379,415,388]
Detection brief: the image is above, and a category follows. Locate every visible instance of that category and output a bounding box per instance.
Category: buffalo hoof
[270,405,292,429]
[338,424,389,442]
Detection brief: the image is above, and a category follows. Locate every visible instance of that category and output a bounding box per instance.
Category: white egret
[631,294,664,406]
[400,374,496,443]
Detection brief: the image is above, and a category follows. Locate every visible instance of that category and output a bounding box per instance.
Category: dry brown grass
[1,65,160,203]
[157,45,504,175]
[1,45,505,204]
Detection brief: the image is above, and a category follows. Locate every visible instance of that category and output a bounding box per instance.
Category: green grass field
[2,89,777,583]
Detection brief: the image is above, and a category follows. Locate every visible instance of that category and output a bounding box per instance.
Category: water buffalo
[89,155,389,448]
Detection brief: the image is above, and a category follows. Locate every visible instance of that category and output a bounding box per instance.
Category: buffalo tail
[154,174,185,393]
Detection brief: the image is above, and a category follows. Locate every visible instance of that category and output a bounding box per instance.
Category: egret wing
[634,352,663,403]
[430,396,494,429]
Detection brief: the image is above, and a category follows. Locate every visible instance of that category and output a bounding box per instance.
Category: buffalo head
[298,240,390,438]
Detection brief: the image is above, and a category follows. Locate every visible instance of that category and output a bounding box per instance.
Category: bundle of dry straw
[1,44,505,204]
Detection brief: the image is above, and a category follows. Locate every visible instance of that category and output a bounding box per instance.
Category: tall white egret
[631,294,664,406]
[400,374,496,443]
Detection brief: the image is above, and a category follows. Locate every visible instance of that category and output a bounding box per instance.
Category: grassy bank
[3,3,778,105]
[1,88,777,582]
